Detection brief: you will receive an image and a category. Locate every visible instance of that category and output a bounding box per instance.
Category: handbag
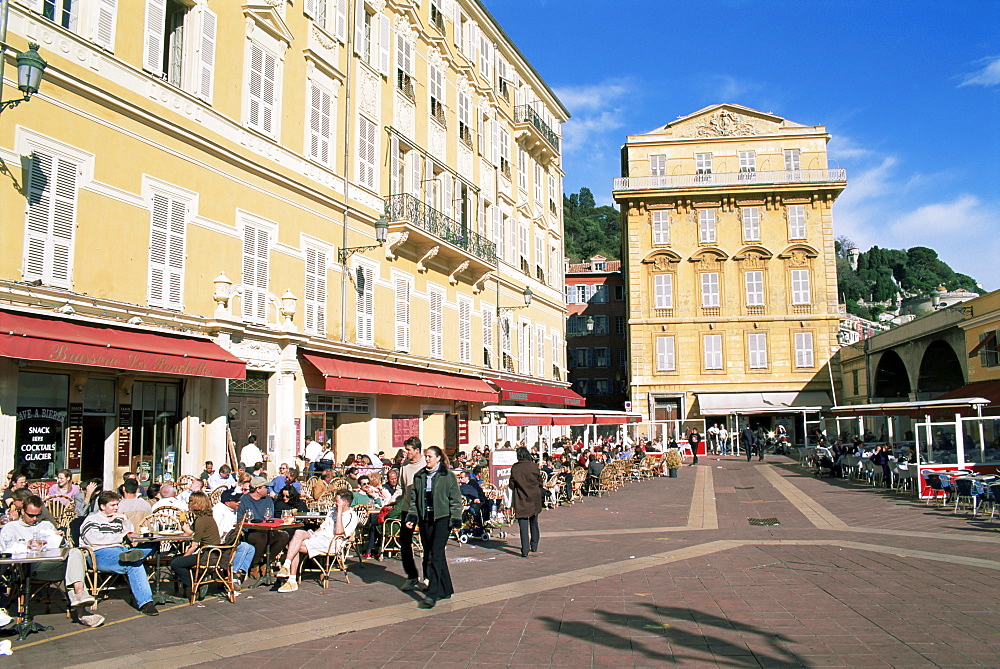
[311,449,335,474]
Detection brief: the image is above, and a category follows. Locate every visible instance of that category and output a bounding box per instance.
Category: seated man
[6,487,58,525]
[79,491,158,616]
[457,470,488,523]
[276,489,357,592]
[237,477,290,576]
[270,467,302,496]
[0,495,104,627]
[177,478,204,507]
[212,488,256,585]
[152,482,187,513]
[200,461,214,483]
[309,469,337,500]
[118,478,153,530]
[208,465,237,490]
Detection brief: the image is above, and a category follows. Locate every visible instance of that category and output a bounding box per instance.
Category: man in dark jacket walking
[742,426,756,462]
[509,446,543,558]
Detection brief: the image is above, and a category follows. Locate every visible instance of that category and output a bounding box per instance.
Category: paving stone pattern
[7,457,1000,668]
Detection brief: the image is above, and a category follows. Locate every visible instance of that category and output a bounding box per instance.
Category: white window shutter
[482,306,493,355]
[356,265,374,344]
[143,0,167,75]
[490,119,499,165]
[430,290,443,358]
[353,0,366,55]
[304,247,318,333]
[389,134,400,196]
[22,0,44,12]
[395,277,410,351]
[195,7,216,103]
[407,150,421,197]
[442,173,452,218]
[459,300,471,363]
[148,193,168,306]
[335,0,348,42]
[242,224,269,324]
[91,0,117,50]
[379,14,392,76]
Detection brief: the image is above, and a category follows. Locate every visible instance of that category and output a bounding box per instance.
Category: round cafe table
[244,520,302,586]
[128,532,194,604]
[0,548,68,640]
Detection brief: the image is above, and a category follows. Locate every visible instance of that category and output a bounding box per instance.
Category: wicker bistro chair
[380,517,403,559]
[176,474,196,489]
[299,525,358,588]
[208,487,227,506]
[188,520,245,604]
[351,505,370,565]
[570,468,587,503]
[43,495,77,531]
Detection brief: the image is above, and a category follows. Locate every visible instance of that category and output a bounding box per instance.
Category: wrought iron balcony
[514,105,559,152]
[386,193,497,266]
[613,168,847,192]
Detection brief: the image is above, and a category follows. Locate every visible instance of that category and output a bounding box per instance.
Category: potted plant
[664,448,683,477]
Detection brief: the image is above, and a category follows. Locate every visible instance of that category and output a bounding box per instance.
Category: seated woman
[276,489,357,592]
[48,469,80,504]
[274,484,307,516]
[170,491,222,599]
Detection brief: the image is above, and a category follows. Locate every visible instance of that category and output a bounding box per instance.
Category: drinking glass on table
[263,506,272,521]
[27,529,45,552]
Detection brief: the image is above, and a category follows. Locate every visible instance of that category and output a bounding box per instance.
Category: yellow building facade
[613,105,846,441]
[0,0,569,484]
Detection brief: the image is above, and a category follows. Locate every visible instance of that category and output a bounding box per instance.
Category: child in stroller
[456,469,491,543]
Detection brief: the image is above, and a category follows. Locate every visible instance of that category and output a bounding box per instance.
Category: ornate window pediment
[732,246,773,268]
[778,244,819,267]
[642,250,682,271]
[244,3,294,47]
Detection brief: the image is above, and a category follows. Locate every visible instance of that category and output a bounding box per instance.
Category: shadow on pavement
[537,602,805,667]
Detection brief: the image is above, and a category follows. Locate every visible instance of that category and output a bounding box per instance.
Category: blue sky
[483,0,1000,290]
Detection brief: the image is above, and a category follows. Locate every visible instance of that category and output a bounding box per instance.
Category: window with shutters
[784,148,801,171]
[534,162,543,203]
[43,0,78,31]
[245,41,279,136]
[745,270,764,307]
[396,33,414,101]
[788,204,806,239]
[791,269,811,305]
[241,221,270,325]
[741,206,760,242]
[703,334,723,370]
[536,324,545,375]
[650,154,666,177]
[592,285,609,303]
[518,222,529,266]
[357,115,377,190]
[23,151,80,289]
[701,273,720,308]
[594,347,610,368]
[652,210,670,245]
[482,304,494,367]
[551,329,561,375]
[394,276,411,352]
[653,274,672,309]
[355,263,375,345]
[655,336,675,372]
[794,331,814,368]
[457,91,472,146]
[616,348,627,367]
[41,0,116,49]
[615,316,625,334]
[499,127,511,179]
[478,33,492,81]
[739,150,756,181]
[429,65,446,127]
[430,0,445,32]
[300,246,329,335]
[978,331,999,367]
[429,288,444,359]
[593,315,609,335]
[548,173,558,216]
[517,148,527,192]
[748,332,767,369]
[458,299,472,363]
[307,79,334,166]
[695,152,713,182]
[698,209,716,243]
[147,190,188,310]
[500,315,512,368]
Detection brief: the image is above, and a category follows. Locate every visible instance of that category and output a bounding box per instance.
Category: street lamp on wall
[497,286,533,315]
[0,42,47,113]
[337,216,389,265]
[567,315,594,338]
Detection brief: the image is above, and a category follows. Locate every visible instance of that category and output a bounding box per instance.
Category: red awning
[301,352,496,403]
[931,380,1000,407]
[593,414,642,425]
[488,379,586,407]
[500,412,641,426]
[505,414,555,426]
[0,309,245,379]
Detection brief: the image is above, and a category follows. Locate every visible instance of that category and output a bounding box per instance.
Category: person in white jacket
[275,489,357,593]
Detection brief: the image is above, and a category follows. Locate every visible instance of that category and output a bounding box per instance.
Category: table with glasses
[128,532,194,604]
[244,520,302,587]
[0,548,68,640]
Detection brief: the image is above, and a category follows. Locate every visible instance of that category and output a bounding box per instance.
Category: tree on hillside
[563,187,621,262]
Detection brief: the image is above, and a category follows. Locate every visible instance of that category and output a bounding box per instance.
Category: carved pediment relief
[732,246,772,270]
[642,251,682,272]
[778,244,819,267]
[244,3,294,46]
[689,248,728,272]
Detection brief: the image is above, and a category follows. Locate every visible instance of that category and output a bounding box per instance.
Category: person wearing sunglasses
[0,495,104,627]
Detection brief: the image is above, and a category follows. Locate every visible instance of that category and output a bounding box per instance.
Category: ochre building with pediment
[613,104,847,442]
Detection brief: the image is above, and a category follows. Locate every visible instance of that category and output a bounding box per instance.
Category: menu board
[15,408,65,479]
[66,403,83,469]
[392,415,420,452]
[117,403,132,467]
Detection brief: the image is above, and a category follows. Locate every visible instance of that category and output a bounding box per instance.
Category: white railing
[613,168,846,191]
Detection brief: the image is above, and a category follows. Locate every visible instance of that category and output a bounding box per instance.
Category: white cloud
[958,55,1000,87]
[707,74,763,102]
[553,80,630,112]
[827,134,877,161]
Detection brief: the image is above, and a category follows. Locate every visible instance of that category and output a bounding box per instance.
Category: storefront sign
[15,409,65,479]
[117,403,132,467]
[489,448,517,488]
[67,403,83,469]
[392,415,419,451]
[45,343,221,377]
[457,406,469,446]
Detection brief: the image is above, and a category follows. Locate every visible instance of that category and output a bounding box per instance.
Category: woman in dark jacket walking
[404,445,463,608]
[509,446,543,558]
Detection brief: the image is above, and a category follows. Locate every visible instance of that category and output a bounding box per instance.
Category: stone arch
[917,340,964,395]
[873,350,910,399]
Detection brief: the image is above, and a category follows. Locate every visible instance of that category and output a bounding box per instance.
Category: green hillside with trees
[563,188,621,262]
[836,237,979,320]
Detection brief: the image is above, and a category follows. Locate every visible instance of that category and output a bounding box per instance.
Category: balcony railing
[386,193,497,265]
[613,168,847,191]
[514,105,560,151]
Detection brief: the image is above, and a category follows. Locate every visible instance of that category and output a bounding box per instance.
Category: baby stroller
[455,494,492,544]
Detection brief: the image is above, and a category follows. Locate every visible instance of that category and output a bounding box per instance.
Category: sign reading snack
[15,409,65,479]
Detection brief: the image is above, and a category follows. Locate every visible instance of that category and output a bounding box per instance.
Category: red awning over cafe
[301,352,497,403]
[487,378,586,407]
[0,308,246,379]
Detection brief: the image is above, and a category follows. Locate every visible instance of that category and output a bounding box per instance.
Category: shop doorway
[227,372,270,465]
[81,415,112,482]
